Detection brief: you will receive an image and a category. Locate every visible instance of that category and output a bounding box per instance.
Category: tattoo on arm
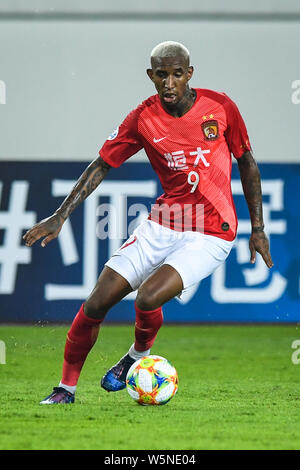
[55,156,111,220]
[237,151,264,230]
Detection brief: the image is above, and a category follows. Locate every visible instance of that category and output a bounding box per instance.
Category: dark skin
[237,150,273,268]
[147,55,195,117]
[23,156,111,248]
[23,54,273,319]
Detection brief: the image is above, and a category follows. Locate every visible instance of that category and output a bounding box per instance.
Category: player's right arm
[24,103,144,248]
[23,156,111,247]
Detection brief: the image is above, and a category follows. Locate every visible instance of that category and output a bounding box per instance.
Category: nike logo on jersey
[153,136,167,143]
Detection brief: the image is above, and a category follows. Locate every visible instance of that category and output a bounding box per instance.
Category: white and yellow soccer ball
[126,355,178,405]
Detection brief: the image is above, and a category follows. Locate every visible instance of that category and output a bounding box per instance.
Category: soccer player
[23,41,273,404]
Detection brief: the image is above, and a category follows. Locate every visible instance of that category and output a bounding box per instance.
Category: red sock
[61,304,102,387]
[134,303,163,352]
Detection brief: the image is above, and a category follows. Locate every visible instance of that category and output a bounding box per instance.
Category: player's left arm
[237,150,274,268]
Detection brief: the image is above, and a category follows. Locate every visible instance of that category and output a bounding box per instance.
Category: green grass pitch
[0,323,300,450]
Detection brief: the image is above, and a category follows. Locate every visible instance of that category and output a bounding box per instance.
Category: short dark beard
[162,87,196,117]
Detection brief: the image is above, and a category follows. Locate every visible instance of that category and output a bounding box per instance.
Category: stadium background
[0,0,299,323]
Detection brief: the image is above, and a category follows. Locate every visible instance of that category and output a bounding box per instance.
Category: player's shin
[133,302,163,355]
[59,304,102,393]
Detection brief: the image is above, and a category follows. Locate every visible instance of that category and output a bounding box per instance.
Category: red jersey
[99,88,251,241]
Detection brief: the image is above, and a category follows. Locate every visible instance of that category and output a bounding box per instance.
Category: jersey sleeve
[99,106,144,168]
[223,95,252,159]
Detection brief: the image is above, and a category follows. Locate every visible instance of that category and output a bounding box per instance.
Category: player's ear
[147,69,154,81]
[187,66,194,81]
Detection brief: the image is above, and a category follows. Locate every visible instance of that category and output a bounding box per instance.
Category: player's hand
[23,213,65,248]
[249,230,273,268]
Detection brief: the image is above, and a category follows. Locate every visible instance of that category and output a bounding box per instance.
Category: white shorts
[105,219,234,293]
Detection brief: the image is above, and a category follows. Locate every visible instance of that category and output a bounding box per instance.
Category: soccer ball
[126,355,178,405]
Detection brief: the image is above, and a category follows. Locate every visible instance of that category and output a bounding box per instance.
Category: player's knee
[83,298,108,320]
[136,285,161,311]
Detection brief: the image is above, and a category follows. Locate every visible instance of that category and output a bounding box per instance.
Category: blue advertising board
[0,161,299,323]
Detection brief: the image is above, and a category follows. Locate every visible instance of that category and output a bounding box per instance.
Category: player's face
[147,57,193,107]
